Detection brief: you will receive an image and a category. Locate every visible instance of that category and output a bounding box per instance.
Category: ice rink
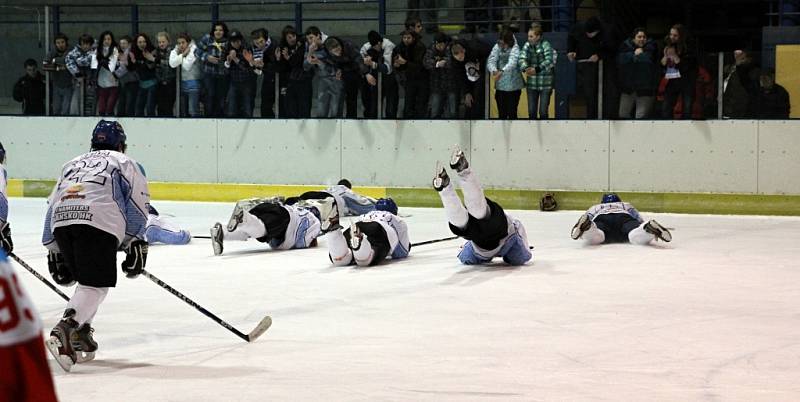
[9,197,800,401]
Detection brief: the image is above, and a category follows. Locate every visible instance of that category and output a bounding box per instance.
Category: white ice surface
[9,197,800,401]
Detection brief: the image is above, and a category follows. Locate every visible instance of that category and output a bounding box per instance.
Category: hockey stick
[411,236,459,247]
[9,253,70,302]
[140,269,272,342]
[193,235,211,239]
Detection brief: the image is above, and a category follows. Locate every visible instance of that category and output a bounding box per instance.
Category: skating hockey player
[145,205,191,245]
[0,142,13,255]
[570,193,672,245]
[326,198,410,267]
[433,146,532,265]
[42,120,150,372]
[285,178,377,216]
[210,197,338,256]
[0,252,58,401]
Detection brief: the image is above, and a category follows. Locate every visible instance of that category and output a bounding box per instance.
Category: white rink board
[471,120,609,190]
[341,120,470,187]
[123,118,219,183]
[217,119,341,185]
[1,117,799,196]
[757,120,800,194]
[610,120,759,193]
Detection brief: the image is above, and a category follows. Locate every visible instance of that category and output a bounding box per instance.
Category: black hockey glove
[121,240,148,279]
[48,250,75,286]
[0,222,13,253]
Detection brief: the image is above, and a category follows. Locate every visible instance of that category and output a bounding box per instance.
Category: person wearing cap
[224,29,255,117]
[567,16,619,119]
[424,32,458,119]
[360,30,397,118]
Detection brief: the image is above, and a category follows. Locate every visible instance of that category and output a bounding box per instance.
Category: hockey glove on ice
[122,240,148,279]
[48,250,75,286]
[0,222,13,253]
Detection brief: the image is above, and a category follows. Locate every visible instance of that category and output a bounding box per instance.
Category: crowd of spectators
[11,15,791,119]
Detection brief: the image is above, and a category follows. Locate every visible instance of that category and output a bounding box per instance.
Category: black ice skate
[45,309,79,372]
[432,162,450,192]
[211,222,224,255]
[449,145,469,173]
[227,207,245,232]
[570,214,592,240]
[349,223,363,250]
[644,220,672,242]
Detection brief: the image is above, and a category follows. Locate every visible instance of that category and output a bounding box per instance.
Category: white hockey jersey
[0,253,42,346]
[470,214,530,258]
[269,204,321,250]
[42,150,150,250]
[585,202,643,223]
[0,165,8,224]
[355,210,410,259]
[324,184,377,216]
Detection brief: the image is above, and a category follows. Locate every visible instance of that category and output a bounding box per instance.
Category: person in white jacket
[91,31,119,116]
[169,33,203,117]
[487,29,523,119]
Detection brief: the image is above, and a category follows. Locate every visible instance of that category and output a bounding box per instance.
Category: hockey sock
[628,224,654,245]
[225,211,266,241]
[438,182,469,229]
[68,285,109,326]
[326,230,353,266]
[457,168,489,220]
[582,224,605,245]
[353,236,375,266]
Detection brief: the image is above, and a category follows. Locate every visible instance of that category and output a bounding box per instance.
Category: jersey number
[64,159,109,186]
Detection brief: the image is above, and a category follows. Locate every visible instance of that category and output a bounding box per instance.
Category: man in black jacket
[13,59,46,115]
[451,34,491,119]
[567,17,619,119]
[393,30,429,118]
[755,70,791,119]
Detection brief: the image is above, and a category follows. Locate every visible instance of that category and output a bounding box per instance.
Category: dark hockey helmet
[337,178,353,189]
[602,192,621,203]
[0,142,5,164]
[91,120,127,151]
[375,198,398,215]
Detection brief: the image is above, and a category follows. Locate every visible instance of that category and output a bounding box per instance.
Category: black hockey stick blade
[193,235,211,239]
[9,253,71,302]
[247,316,273,341]
[141,269,270,342]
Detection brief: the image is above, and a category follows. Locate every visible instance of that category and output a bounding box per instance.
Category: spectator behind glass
[519,23,555,119]
[360,30,398,119]
[304,27,340,118]
[249,28,277,118]
[131,33,158,116]
[660,24,697,119]
[91,31,119,117]
[451,35,490,119]
[65,34,94,115]
[276,25,312,118]
[617,27,659,119]
[12,59,46,115]
[755,70,790,119]
[224,30,255,118]
[405,17,424,36]
[155,32,176,117]
[197,22,230,117]
[43,33,73,115]
[424,32,458,119]
[393,30,429,119]
[487,29,523,119]
[722,49,760,119]
[169,32,203,117]
[567,16,617,119]
[327,35,361,118]
[115,36,139,117]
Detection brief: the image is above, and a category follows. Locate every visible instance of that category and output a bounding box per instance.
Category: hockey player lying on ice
[145,204,191,245]
[433,146,532,266]
[326,198,411,267]
[570,193,672,245]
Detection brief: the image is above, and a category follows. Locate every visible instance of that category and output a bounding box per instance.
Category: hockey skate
[45,310,79,372]
[449,145,469,173]
[432,162,450,192]
[227,196,284,231]
[570,214,592,240]
[644,220,672,242]
[349,223,363,250]
[210,222,224,255]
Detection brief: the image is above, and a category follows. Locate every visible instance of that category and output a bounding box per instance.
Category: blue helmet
[375,198,398,215]
[602,193,621,203]
[91,120,126,150]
